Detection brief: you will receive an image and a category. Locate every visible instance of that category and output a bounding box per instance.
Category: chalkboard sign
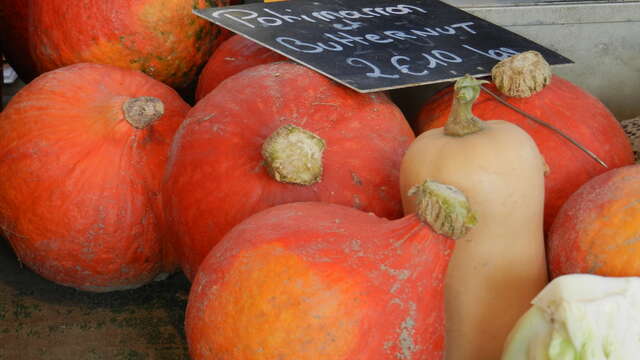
[194,0,572,93]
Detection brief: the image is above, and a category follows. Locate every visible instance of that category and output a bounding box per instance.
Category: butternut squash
[399,75,549,360]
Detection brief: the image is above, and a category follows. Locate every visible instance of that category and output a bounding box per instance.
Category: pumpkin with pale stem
[163,62,415,280]
[186,180,475,360]
[416,51,634,233]
[0,63,189,292]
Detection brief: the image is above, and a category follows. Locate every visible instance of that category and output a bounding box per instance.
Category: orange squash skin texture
[0,63,189,291]
[186,201,453,360]
[548,164,640,278]
[195,34,287,101]
[416,75,634,233]
[164,62,415,280]
[26,0,225,89]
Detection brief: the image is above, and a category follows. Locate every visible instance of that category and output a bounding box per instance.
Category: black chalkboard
[194,0,572,93]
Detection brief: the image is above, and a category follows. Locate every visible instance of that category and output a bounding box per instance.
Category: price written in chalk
[195,0,572,92]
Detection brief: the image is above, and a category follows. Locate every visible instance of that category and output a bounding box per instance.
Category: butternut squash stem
[123,96,164,129]
[408,180,476,240]
[444,75,489,137]
[261,124,326,185]
[479,85,608,168]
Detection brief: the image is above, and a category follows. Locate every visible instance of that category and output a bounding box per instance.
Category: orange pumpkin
[547,164,640,278]
[164,62,415,280]
[186,179,476,359]
[0,63,189,291]
[417,71,634,233]
[195,34,286,101]
[10,0,230,89]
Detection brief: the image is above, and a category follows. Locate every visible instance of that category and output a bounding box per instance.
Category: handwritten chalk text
[276,22,477,53]
[347,45,520,79]
[210,5,428,29]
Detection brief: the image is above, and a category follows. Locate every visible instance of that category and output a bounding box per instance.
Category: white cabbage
[501,274,640,360]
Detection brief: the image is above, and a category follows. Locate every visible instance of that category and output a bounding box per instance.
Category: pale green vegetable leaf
[501,274,640,360]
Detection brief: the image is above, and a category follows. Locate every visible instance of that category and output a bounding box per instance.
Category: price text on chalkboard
[194,0,572,93]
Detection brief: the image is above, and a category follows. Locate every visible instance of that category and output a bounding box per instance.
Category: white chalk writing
[210,5,428,29]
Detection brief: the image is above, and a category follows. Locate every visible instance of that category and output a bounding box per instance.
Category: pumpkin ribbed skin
[24,0,225,89]
[186,201,453,360]
[0,63,189,292]
[195,34,286,101]
[548,164,640,278]
[416,75,634,232]
[164,62,415,280]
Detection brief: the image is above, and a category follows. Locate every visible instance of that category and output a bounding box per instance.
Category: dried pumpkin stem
[262,124,325,185]
[491,51,551,98]
[123,96,164,129]
[444,75,488,137]
[408,180,476,240]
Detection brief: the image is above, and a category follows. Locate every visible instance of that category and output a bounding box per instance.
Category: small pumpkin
[400,75,549,360]
[11,0,230,90]
[548,164,640,278]
[416,51,635,233]
[195,34,286,101]
[186,180,475,360]
[163,61,415,280]
[0,63,189,291]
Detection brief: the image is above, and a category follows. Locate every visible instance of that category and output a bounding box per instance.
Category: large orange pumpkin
[186,178,475,359]
[416,75,634,232]
[4,0,230,90]
[164,62,415,280]
[547,164,640,278]
[0,63,189,292]
[195,34,286,101]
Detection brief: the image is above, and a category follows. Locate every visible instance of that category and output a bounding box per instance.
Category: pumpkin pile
[1,10,639,358]
[416,51,634,233]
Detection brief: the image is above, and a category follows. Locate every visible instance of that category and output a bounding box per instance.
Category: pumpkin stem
[444,75,488,137]
[262,124,325,185]
[491,51,552,98]
[408,180,476,239]
[123,97,164,129]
